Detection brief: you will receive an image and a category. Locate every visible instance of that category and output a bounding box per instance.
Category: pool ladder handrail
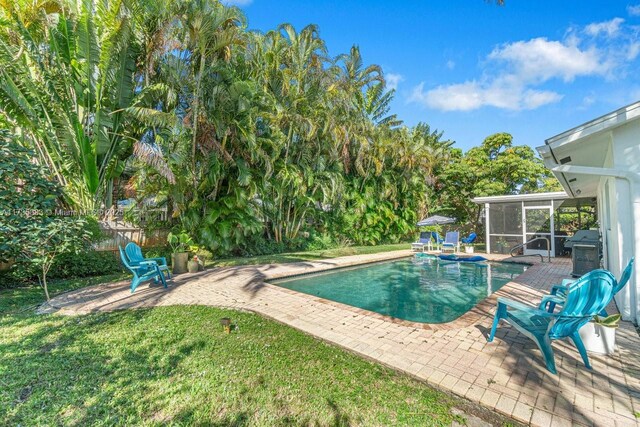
[508,237,551,263]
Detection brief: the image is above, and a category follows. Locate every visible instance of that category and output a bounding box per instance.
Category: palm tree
[178,0,245,179]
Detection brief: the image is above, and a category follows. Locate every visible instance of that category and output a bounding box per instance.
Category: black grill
[565,230,601,277]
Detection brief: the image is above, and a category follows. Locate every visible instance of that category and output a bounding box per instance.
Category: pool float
[415,253,437,259]
[437,254,487,263]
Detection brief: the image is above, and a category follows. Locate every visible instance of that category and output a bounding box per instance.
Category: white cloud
[581,95,596,109]
[446,60,455,70]
[409,18,637,112]
[409,79,563,112]
[410,82,483,111]
[627,42,640,60]
[628,5,640,16]
[222,0,253,6]
[584,17,625,38]
[385,73,404,91]
[488,38,609,82]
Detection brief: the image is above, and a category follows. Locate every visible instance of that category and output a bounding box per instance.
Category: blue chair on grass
[441,231,460,253]
[119,246,167,293]
[125,242,172,279]
[461,232,477,244]
[540,258,633,315]
[488,269,616,374]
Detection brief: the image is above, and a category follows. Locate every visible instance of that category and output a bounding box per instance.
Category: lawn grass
[1,304,465,426]
[0,273,129,316]
[206,242,410,268]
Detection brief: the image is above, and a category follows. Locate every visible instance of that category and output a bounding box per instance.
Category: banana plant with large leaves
[0,0,172,209]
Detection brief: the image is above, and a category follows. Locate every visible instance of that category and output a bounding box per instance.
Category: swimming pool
[270,257,527,323]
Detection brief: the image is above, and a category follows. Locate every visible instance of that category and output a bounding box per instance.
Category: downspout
[548,163,640,324]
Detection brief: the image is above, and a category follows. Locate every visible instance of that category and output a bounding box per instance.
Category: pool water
[271,257,527,323]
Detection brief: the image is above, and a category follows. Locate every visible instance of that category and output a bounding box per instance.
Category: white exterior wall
[609,122,640,324]
[537,103,640,324]
[598,176,638,322]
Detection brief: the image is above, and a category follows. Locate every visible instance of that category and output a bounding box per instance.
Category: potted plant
[167,231,193,274]
[578,314,621,355]
[188,255,201,273]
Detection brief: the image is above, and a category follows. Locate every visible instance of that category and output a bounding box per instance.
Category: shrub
[0,250,123,289]
[303,233,336,251]
[48,251,123,280]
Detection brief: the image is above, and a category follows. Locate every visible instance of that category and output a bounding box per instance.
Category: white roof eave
[542,101,640,151]
[472,191,569,204]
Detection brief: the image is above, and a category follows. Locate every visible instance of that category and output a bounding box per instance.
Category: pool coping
[261,251,533,331]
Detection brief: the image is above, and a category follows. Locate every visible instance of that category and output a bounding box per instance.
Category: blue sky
[228,0,640,152]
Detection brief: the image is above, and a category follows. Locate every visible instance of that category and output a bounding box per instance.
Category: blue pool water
[271,257,527,323]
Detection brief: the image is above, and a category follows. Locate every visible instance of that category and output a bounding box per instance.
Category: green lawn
[206,242,410,268]
[0,273,129,316]
[1,305,467,426]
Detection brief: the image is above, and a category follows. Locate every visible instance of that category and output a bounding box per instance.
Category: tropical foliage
[0,132,91,299]
[0,0,558,257]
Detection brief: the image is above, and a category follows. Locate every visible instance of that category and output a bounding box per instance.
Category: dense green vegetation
[0,0,558,258]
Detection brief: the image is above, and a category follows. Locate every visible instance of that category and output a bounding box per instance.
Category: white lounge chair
[411,232,432,252]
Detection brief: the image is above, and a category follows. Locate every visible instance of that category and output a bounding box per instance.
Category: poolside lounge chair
[125,242,172,279]
[411,232,432,252]
[119,246,168,293]
[461,232,477,244]
[488,269,616,374]
[540,258,634,315]
[441,231,460,253]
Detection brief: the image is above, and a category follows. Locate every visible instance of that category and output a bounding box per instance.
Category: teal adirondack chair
[488,269,616,374]
[125,242,172,280]
[119,246,167,293]
[540,258,634,315]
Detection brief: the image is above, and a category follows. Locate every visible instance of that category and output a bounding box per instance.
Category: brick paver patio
[48,250,640,426]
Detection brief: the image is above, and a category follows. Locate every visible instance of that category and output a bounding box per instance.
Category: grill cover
[565,230,600,249]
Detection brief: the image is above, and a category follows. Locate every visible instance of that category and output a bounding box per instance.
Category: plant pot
[578,322,616,354]
[187,260,200,273]
[171,252,189,274]
[0,259,13,271]
[464,246,474,254]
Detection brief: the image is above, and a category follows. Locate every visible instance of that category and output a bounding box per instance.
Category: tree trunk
[105,179,114,209]
[192,55,206,184]
[41,265,50,302]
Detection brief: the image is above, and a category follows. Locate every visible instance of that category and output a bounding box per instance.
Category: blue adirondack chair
[540,258,634,315]
[488,269,616,374]
[119,246,167,293]
[461,232,477,244]
[125,242,172,279]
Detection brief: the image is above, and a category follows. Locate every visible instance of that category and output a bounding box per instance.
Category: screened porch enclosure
[473,193,597,257]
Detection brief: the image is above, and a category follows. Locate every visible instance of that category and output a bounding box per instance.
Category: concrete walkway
[48,250,640,427]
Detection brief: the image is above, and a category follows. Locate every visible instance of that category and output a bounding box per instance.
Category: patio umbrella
[416,215,456,226]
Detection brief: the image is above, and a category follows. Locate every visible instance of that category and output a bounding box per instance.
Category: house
[536,101,640,324]
[472,191,596,259]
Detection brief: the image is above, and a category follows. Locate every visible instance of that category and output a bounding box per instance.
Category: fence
[95,207,169,252]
